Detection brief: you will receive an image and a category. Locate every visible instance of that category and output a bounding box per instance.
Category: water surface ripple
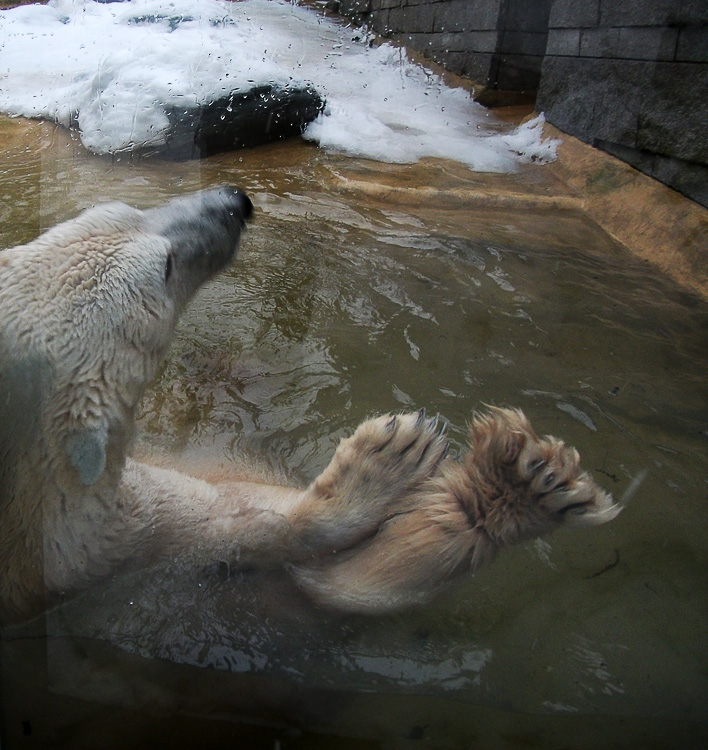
[1,117,706,747]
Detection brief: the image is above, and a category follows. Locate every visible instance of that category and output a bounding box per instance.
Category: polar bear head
[0,188,252,502]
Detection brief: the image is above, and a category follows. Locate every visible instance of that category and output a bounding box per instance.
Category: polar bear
[0,187,622,623]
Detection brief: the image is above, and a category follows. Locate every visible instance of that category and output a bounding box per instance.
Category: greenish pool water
[1,117,707,748]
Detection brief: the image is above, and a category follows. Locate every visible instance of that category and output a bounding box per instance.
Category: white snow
[0,0,559,169]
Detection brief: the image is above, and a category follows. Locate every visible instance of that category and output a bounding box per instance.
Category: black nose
[237,191,253,221]
[222,187,253,224]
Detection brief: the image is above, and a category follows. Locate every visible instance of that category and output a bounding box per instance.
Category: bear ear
[65,428,107,486]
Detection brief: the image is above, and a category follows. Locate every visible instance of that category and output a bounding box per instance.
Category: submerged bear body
[0,188,622,624]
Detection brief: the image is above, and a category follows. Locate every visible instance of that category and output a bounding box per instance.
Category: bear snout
[210,186,253,229]
[145,187,254,284]
[228,188,253,225]
[196,186,253,232]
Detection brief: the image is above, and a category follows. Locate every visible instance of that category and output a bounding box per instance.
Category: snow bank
[0,0,559,169]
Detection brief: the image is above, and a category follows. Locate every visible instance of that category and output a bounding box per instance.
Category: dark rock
[152,83,325,161]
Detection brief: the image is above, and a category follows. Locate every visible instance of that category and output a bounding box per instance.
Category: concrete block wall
[330,0,708,208]
[537,0,708,207]
[330,0,551,91]
[491,0,552,90]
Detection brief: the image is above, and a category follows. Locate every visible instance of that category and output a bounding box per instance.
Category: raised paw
[287,409,449,553]
[289,408,627,614]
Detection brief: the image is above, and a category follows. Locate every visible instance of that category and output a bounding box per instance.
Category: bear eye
[164,253,174,283]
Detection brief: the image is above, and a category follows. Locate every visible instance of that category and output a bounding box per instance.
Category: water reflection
[1,116,707,747]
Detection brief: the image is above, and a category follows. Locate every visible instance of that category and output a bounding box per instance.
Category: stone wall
[491,0,552,90]
[330,0,708,208]
[537,0,708,207]
[330,0,552,92]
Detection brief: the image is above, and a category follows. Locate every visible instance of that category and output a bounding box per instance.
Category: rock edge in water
[70,83,325,161]
[160,83,325,161]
